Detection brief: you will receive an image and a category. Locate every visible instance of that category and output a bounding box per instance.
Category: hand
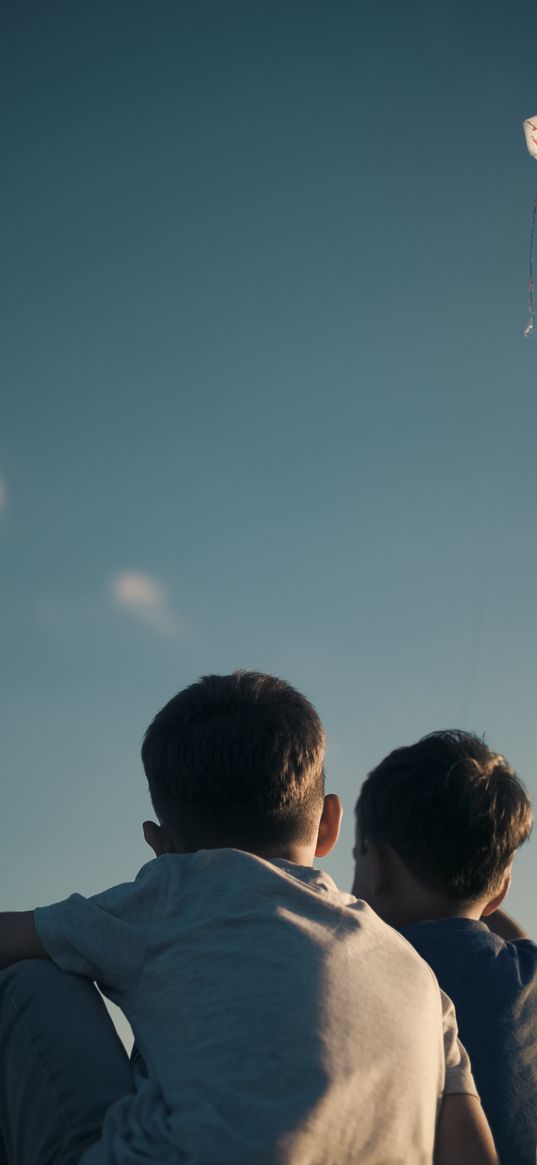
[481,908,528,941]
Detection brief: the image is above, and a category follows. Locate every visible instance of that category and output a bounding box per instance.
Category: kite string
[524,193,537,337]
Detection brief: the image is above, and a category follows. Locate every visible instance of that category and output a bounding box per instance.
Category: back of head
[142,671,325,852]
[356,730,533,904]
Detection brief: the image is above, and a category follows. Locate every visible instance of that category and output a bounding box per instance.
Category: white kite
[522,115,537,336]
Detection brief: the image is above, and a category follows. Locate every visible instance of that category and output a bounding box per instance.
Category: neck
[372,849,485,927]
[381,894,483,928]
[170,836,316,867]
[252,843,316,866]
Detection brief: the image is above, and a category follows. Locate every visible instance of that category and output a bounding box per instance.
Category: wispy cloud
[111,570,179,636]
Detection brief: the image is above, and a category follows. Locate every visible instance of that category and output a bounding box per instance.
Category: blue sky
[2,0,537,967]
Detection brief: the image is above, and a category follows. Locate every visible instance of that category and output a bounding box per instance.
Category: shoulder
[497,937,537,986]
[403,919,537,992]
[401,918,491,959]
[355,907,444,995]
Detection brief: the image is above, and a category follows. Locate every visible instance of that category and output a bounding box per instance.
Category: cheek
[351,852,371,901]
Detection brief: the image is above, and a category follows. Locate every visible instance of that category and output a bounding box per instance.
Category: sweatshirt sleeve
[440,989,479,1097]
[34,857,168,989]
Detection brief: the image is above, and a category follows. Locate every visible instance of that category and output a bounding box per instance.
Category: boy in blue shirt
[352,729,536,1165]
[0,676,495,1164]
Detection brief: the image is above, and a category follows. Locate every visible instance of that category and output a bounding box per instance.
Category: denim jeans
[0,960,135,1165]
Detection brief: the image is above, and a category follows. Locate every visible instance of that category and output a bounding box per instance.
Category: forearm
[481,908,528,940]
[434,1094,499,1165]
[0,912,49,970]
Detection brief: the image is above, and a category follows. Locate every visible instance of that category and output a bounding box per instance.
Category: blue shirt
[401,917,537,1165]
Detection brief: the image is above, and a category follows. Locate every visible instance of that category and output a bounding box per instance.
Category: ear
[354,836,391,890]
[480,866,512,918]
[366,839,391,894]
[142,820,176,857]
[315,794,343,858]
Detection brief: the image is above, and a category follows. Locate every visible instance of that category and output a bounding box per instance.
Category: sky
[2,0,537,1040]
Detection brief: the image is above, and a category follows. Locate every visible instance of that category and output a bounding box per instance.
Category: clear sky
[2,0,537,1006]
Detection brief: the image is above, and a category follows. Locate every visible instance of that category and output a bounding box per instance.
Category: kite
[522,116,537,337]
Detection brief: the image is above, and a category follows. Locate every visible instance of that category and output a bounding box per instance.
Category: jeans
[0,960,135,1165]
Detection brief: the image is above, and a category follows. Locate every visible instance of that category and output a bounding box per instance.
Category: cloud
[111,570,179,636]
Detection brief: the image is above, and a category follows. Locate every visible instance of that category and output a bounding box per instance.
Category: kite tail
[524,192,537,337]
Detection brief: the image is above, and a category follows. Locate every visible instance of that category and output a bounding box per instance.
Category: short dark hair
[356,730,533,903]
[142,671,325,851]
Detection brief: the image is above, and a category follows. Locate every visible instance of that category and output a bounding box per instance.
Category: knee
[0,958,62,993]
[0,959,78,1006]
[0,960,102,1034]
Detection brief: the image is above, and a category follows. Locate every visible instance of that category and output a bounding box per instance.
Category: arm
[481,908,528,941]
[434,1095,499,1165]
[0,912,49,970]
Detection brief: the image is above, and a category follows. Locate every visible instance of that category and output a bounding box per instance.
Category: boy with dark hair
[0,678,495,1164]
[353,729,536,1165]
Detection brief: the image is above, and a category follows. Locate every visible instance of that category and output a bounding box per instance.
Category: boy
[1,675,494,1164]
[353,729,537,1165]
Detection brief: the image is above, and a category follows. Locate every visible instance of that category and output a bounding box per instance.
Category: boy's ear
[143,820,176,857]
[368,840,391,894]
[480,866,512,918]
[315,794,343,858]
